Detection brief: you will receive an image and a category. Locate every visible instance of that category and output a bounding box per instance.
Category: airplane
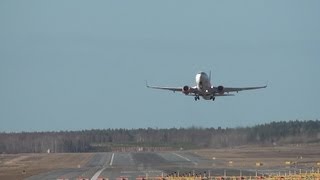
[146,71,267,101]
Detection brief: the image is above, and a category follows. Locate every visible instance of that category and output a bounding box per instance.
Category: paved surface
[25,151,255,180]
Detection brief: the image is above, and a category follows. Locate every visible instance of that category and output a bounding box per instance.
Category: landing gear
[210,96,215,101]
[194,96,200,101]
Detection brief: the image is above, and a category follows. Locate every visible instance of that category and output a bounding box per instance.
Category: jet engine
[182,85,190,95]
[217,85,224,94]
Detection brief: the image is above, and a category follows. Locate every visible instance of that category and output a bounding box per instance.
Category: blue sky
[1,0,319,132]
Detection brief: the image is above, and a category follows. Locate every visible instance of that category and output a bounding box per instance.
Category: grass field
[193,143,320,169]
[0,153,93,180]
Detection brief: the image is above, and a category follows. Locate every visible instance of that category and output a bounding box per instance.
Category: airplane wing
[146,81,183,92]
[215,93,235,96]
[146,81,199,93]
[217,85,267,93]
[146,85,183,92]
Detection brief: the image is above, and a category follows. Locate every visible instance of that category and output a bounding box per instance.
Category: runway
[26,151,244,180]
[25,150,319,180]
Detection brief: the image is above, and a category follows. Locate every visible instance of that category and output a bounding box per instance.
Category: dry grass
[0,153,93,180]
[193,143,320,169]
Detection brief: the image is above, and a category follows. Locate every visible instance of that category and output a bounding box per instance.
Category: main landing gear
[194,96,215,101]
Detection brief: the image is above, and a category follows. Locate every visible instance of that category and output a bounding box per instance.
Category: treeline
[0,120,319,154]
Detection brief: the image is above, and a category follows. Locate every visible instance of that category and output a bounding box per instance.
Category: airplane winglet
[145,80,150,88]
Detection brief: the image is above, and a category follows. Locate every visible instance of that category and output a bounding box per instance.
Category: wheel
[194,97,198,101]
[212,97,215,101]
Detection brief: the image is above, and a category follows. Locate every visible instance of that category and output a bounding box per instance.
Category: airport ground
[0,144,320,180]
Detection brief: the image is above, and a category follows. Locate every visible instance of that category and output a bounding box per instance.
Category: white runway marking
[110,153,115,166]
[172,152,198,166]
[91,153,115,180]
[90,167,106,180]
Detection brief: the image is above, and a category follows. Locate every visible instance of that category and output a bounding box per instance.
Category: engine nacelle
[182,85,190,95]
[217,85,224,94]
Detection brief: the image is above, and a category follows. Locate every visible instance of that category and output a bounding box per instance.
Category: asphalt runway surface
[26,151,259,180]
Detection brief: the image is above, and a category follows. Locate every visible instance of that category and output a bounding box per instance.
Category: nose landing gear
[194,96,200,101]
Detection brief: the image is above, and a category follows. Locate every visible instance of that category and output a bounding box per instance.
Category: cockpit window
[198,72,207,76]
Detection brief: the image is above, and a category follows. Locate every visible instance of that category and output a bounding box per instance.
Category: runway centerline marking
[91,153,115,180]
[172,152,198,166]
[90,167,106,180]
[110,153,115,166]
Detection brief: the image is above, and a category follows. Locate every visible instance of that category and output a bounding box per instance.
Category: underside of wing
[215,93,235,96]
[146,81,183,92]
[146,82,200,95]
[146,85,183,92]
[221,85,267,93]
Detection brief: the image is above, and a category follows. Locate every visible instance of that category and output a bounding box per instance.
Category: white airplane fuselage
[195,72,213,100]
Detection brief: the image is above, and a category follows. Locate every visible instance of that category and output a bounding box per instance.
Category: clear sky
[1,0,319,132]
